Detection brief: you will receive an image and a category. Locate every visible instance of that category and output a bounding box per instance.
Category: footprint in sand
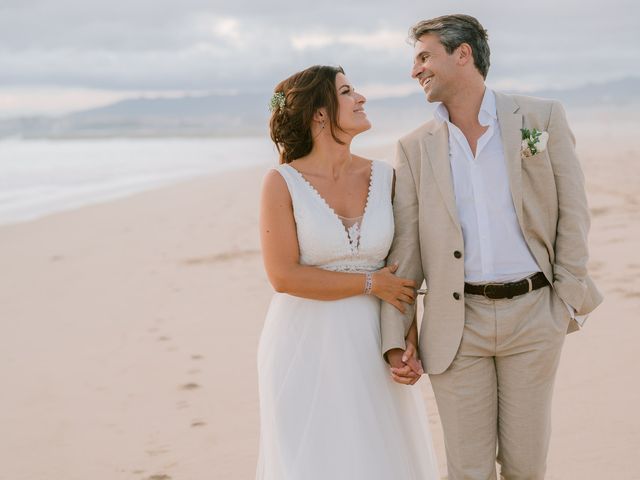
[191,354,204,360]
[157,336,171,342]
[191,420,207,427]
[147,475,171,480]
[182,249,260,265]
[180,382,201,390]
[145,447,170,456]
[607,287,626,295]
[590,206,610,217]
[589,260,604,272]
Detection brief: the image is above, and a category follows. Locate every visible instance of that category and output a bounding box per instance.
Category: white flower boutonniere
[520,128,549,158]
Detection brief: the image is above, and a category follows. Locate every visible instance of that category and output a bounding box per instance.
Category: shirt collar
[433,87,497,127]
[433,102,450,124]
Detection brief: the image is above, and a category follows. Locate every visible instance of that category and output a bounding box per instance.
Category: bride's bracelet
[364,272,373,295]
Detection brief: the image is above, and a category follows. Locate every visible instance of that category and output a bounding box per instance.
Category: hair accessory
[269,92,286,112]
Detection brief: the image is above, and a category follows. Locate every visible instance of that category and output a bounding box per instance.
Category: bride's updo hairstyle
[269,65,346,164]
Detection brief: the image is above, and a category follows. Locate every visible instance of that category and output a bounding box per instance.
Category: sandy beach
[1,116,639,479]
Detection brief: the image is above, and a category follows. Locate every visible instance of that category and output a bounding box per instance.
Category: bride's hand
[402,340,424,381]
[371,264,416,313]
[389,341,423,385]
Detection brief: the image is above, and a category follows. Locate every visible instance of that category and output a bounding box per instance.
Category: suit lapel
[422,122,461,229]
[495,92,525,229]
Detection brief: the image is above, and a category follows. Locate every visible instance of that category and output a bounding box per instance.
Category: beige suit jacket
[381,91,603,374]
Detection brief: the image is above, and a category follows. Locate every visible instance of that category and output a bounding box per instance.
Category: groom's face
[411,33,458,103]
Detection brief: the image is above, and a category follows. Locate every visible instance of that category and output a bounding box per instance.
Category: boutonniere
[520,128,549,158]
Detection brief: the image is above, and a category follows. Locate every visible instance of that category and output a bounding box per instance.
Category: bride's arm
[260,170,415,310]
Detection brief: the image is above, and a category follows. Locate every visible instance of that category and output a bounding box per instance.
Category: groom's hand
[402,340,424,379]
[387,348,422,385]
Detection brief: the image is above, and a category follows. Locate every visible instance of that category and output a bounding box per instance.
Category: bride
[256,65,439,479]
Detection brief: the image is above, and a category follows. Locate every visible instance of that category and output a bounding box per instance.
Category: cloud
[213,18,242,43]
[291,29,406,51]
[0,87,137,117]
[0,0,638,115]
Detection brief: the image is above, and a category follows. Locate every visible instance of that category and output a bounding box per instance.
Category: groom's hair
[409,14,490,79]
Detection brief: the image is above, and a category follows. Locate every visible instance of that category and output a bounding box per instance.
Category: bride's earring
[313,118,325,139]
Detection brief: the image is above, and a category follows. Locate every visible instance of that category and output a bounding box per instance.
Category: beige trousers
[429,285,571,480]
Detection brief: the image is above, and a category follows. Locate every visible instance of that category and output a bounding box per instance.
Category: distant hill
[0,93,271,139]
[364,77,640,133]
[1,77,638,139]
[510,77,640,106]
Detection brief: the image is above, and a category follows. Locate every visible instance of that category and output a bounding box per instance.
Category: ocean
[0,137,278,226]
[0,133,396,226]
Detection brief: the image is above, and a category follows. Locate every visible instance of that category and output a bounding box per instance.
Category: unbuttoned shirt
[433,88,540,283]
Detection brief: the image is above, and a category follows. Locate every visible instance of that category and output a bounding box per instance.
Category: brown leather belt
[464,272,549,299]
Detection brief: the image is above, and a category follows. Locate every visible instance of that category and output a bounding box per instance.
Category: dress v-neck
[284,161,375,251]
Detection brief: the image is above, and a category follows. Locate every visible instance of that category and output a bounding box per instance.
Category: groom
[381,14,602,480]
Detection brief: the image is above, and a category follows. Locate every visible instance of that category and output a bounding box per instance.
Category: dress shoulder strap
[273,163,304,198]
[370,160,394,202]
[272,163,317,217]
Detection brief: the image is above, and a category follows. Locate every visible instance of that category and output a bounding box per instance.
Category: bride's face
[334,73,371,135]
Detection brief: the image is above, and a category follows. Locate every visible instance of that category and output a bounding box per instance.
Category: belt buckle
[482,282,503,299]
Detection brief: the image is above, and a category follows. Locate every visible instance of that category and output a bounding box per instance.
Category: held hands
[371,263,422,385]
[387,340,423,386]
[371,264,416,313]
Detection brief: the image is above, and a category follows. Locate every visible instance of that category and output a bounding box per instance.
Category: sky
[0,0,638,117]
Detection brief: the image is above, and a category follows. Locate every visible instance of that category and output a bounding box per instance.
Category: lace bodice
[275,160,395,273]
[337,214,364,251]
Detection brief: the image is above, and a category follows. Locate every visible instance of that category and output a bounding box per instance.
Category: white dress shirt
[434,89,586,325]
[434,88,540,283]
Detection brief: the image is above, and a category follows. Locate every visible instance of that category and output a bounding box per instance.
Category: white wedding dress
[256,160,439,480]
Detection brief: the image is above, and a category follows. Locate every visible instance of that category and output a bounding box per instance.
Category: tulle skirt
[256,293,440,480]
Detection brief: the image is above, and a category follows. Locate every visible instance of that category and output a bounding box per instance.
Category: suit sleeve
[380,140,425,357]
[546,101,594,313]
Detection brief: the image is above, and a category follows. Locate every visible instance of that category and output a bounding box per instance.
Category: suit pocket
[549,287,573,333]
[525,149,549,161]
